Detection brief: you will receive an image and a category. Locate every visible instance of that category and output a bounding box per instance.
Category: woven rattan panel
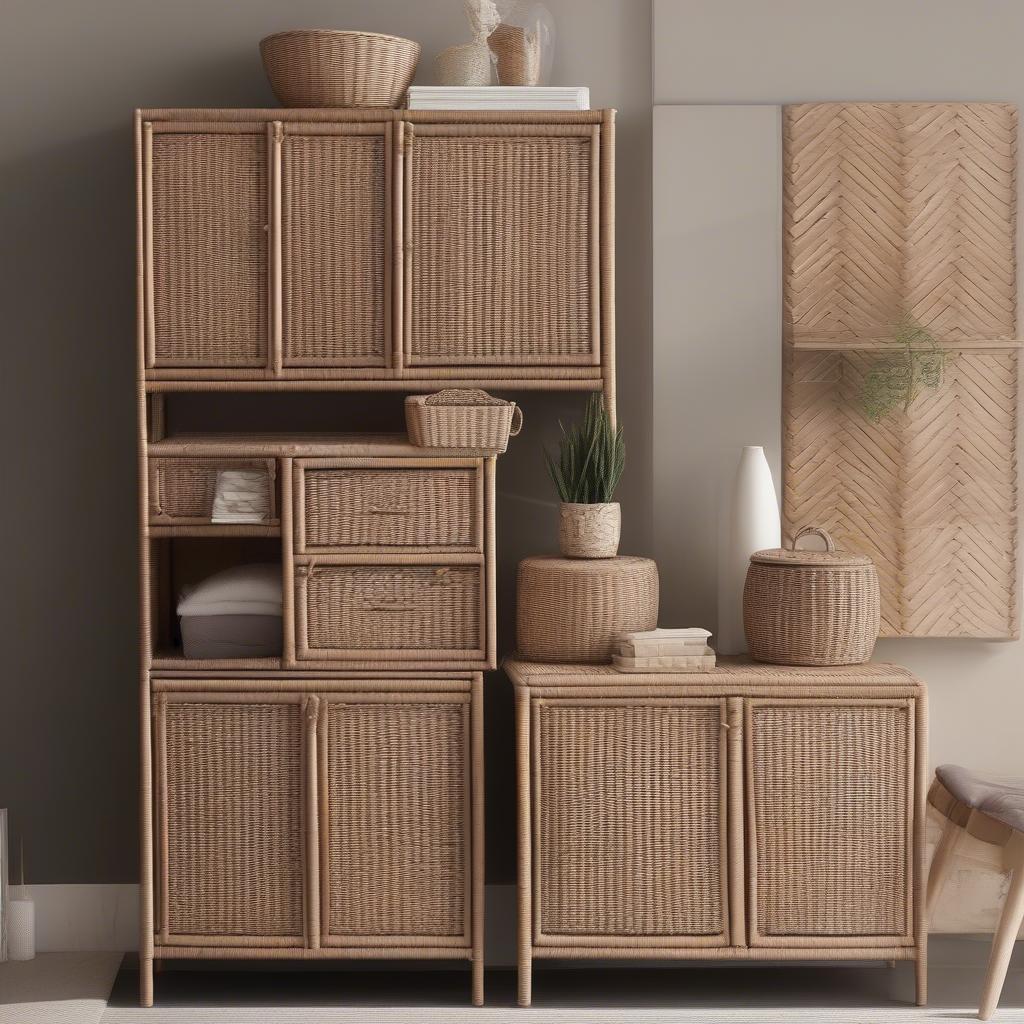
[536,702,726,937]
[324,700,466,937]
[161,701,304,938]
[407,133,595,366]
[748,702,910,939]
[150,133,267,366]
[282,134,386,366]
[303,468,476,549]
[783,103,1019,637]
[302,565,480,651]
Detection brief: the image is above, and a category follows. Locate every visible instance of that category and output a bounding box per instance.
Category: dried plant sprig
[543,395,625,504]
[858,313,949,422]
[464,0,500,42]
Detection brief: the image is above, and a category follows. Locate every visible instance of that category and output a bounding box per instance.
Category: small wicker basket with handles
[743,526,880,666]
[406,389,523,452]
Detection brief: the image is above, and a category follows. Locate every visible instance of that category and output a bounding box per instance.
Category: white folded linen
[177,563,282,617]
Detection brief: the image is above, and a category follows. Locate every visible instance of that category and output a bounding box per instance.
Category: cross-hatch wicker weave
[303,468,476,549]
[783,102,1019,638]
[149,458,276,523]
[151,133,267,366]
[537,703,726,937]
[303,565,481,651]
[283,134,386,366]
[749,703,910,938]
[517,557,659,663]
[161,702,304,938]
[407,135,595,365]
[325,701,466,937]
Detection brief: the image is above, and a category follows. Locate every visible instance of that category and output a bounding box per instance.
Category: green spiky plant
[858,313,949,422]
[543,395,625,504]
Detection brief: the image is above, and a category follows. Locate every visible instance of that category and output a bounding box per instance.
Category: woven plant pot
[559,502,620,558]
[517,556,659,663]
[259,30,420,108]
[436,42,492,86]
[743,526,880,666]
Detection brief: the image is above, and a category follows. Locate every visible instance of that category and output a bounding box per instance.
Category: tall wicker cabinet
[134,107,617,1007]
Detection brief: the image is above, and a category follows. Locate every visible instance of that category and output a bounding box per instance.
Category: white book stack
[614,628,716,673]
[406,86,590,111]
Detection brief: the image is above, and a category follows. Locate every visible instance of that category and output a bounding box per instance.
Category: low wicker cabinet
[506,660,927,1007]
[149,675,484,1001]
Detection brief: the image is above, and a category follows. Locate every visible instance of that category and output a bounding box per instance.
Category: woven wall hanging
[783,102,1019,637]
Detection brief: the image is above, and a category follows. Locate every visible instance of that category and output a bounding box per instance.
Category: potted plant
[544,395,624,558]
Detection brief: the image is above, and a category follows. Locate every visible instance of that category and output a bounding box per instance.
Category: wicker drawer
[149,458,277,525]
[295,460,481,552]
[294,561,484,663]
[404,124,600,368]
[745,698,915,947]
[145,127,268,368]
[532,697,731,946]
[320,693,470,944]
[153,693,311,945]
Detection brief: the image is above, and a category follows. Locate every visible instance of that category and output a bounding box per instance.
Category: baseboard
[20,832,1019,958]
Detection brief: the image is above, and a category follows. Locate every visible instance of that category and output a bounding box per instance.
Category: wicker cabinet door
[280,125,390,368]
[144,126,268,368]
[319,693,470,945]
[745,699,915,947]
[533,698,731,946]
[154,693,312,947]
[404,123,600,368]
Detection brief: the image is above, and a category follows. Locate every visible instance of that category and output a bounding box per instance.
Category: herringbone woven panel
[783,103,1019,638]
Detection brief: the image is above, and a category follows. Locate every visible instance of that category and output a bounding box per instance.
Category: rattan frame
[505,659,928,1009]
[136,108,616,417]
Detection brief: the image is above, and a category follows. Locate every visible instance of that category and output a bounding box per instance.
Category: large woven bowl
[260,30,420,108]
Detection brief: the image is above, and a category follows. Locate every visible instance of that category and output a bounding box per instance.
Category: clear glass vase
[488,2,555,86]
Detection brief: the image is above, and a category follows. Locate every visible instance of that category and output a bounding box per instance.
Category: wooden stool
[927,765,1024,1019]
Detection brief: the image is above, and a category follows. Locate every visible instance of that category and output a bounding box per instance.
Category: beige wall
[0,0,651,883]
[652,0,1023,781]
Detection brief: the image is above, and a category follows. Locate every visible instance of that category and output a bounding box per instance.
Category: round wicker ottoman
[516,556,659,663]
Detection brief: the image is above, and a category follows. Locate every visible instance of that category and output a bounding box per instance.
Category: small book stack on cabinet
[134,107,617,1007]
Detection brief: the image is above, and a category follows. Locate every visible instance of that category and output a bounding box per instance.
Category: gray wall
[652,0,1024,779]
[0,0,652,883]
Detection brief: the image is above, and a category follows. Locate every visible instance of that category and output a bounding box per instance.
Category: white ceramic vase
[717,446,780,654]
[559,502,620,558]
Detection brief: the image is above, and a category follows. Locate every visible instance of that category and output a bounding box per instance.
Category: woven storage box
[259,30,420,108]
[743,526,880,666]
[149,458,277,525]
[406,390,523,452]
[517,556,659,663]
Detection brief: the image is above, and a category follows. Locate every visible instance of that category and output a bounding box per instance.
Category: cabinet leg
[471,953,484,1007]
[916,951,928,1007]
[517,952,532,1008]
[140,955,154,1008]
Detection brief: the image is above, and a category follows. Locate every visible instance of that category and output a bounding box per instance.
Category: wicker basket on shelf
[406,389,523,452]
[259,30,420,108]
[743,526,880,666]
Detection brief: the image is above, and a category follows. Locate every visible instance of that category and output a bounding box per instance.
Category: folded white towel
[177,563,282,618]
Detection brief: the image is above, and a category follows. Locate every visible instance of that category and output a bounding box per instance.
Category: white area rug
[0,952,122,1024]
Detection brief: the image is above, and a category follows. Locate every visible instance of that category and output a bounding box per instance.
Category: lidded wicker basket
[743,526,880,666]
[259,30,420,108]
[406,389,523,452]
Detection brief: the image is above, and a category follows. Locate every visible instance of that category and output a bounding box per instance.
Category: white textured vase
[559,502,621,558]
[717,446,780,654]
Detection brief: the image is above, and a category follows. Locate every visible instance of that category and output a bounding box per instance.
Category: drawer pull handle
[365,604,416,613]
[369,506,411,516]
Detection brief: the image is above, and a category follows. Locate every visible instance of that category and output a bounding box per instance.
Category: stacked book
[406,86,590,111]
[613,628,716,673]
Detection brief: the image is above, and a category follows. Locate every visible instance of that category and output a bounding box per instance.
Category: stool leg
[927,818,964,925]
[980,867,1024,1020]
